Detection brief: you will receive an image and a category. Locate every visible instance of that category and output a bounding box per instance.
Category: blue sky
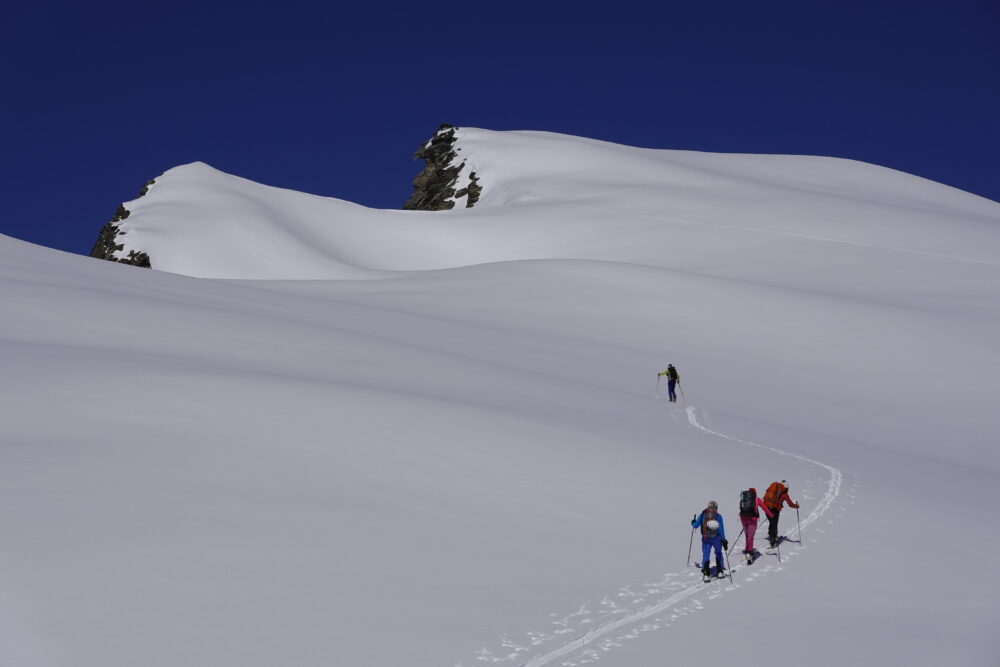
[2,1,997,255]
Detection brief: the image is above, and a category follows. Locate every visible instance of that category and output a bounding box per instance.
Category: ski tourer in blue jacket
[692,500,728,577]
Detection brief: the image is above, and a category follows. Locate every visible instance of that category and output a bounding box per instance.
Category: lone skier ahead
[762,480,799,548]
[658,364,681,402]
[692,500,728,581]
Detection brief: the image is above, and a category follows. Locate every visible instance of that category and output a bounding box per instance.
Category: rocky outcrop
[455,171,482,208]
[403,124,482,210]
[88,126,485,272]
[89,179,155,268]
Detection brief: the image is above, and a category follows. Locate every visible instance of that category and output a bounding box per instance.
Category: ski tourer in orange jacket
[763,480,799,548]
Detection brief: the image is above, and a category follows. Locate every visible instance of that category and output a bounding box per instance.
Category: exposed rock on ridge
[89,179,156,268]
[403,124,482,210]
[89,123,484,272]
[455,171,482,208]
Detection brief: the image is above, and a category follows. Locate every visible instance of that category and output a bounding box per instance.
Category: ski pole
[723,546,734,584]
[776,537,781,563]
[796,506,801,544]
[678,382,686,401]
[727,527,744,558]
[687,514,696,566]
[656,374,661,398]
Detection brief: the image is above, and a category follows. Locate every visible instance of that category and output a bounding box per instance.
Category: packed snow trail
[685,407,843,529]
[494,406,843,667]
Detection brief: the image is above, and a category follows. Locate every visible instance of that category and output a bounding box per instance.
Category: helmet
[706,519,720,531]
[707,500,718,510]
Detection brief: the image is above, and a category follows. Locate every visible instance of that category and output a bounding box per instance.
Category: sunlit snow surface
[3,129,999,666]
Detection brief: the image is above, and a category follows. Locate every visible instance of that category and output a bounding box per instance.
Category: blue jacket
[692,510,726,541]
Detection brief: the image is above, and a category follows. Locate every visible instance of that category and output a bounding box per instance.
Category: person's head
[668,363,674,368]
[781,479,788,488]
[707,500,718,510]
[749,487,757,494]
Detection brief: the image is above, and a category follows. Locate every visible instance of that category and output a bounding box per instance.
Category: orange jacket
[763,482,799,511]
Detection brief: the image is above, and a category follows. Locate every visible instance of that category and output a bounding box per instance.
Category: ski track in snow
[457,405,844,667]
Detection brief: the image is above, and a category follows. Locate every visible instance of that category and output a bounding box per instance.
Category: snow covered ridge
[86,123,483,273]
[85,125,1000,280]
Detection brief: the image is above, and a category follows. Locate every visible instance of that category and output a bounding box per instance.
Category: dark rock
[121,250,151,268]
[88,177,156,268]
[88,220,124,260]
[403,124,482,210]
[455,171,482,208]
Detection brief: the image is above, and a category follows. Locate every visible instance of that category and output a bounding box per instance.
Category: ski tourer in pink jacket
[737,488,773,558]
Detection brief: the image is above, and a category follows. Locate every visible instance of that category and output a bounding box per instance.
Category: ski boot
[701,564,711,583]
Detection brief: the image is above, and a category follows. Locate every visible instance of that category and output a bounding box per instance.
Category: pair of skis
[693,555,735,584]
[695,560,741,583]
[654,375,684,401]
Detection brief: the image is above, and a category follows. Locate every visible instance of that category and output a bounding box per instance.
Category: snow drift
[100,127,1000,279]
[4,127,1000,666]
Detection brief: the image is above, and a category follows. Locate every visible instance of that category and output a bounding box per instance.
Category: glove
[792,502,800,509]
[722,540,729,551]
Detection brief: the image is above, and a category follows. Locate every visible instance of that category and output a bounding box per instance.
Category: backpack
[763,482,786,510]
[739,489,757,517]
[667,366,678,380]
[701,508,719,538]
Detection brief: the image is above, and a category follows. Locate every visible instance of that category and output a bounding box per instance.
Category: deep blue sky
[2,1,997,255]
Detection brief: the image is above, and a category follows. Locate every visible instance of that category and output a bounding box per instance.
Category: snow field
[3,127,1000,665]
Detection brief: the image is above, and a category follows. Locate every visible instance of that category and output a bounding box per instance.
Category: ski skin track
[517,406,843,667]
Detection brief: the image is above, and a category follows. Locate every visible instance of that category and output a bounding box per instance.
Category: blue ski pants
[667,379,677,401]
[701,535,723,569]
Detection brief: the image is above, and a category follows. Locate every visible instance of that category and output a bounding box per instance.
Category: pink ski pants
[740,516,760,552]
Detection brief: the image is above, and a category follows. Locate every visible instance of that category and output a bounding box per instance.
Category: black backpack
[739,489,757,517]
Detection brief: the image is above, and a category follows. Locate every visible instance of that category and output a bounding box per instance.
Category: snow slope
[3,128,1000,666]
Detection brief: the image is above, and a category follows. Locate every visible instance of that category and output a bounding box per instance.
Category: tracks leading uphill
[685,407,842,539]
[466,406,844,667]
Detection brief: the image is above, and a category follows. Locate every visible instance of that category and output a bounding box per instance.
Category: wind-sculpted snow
[105,128,1000,279]
[3,128,1000,666]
